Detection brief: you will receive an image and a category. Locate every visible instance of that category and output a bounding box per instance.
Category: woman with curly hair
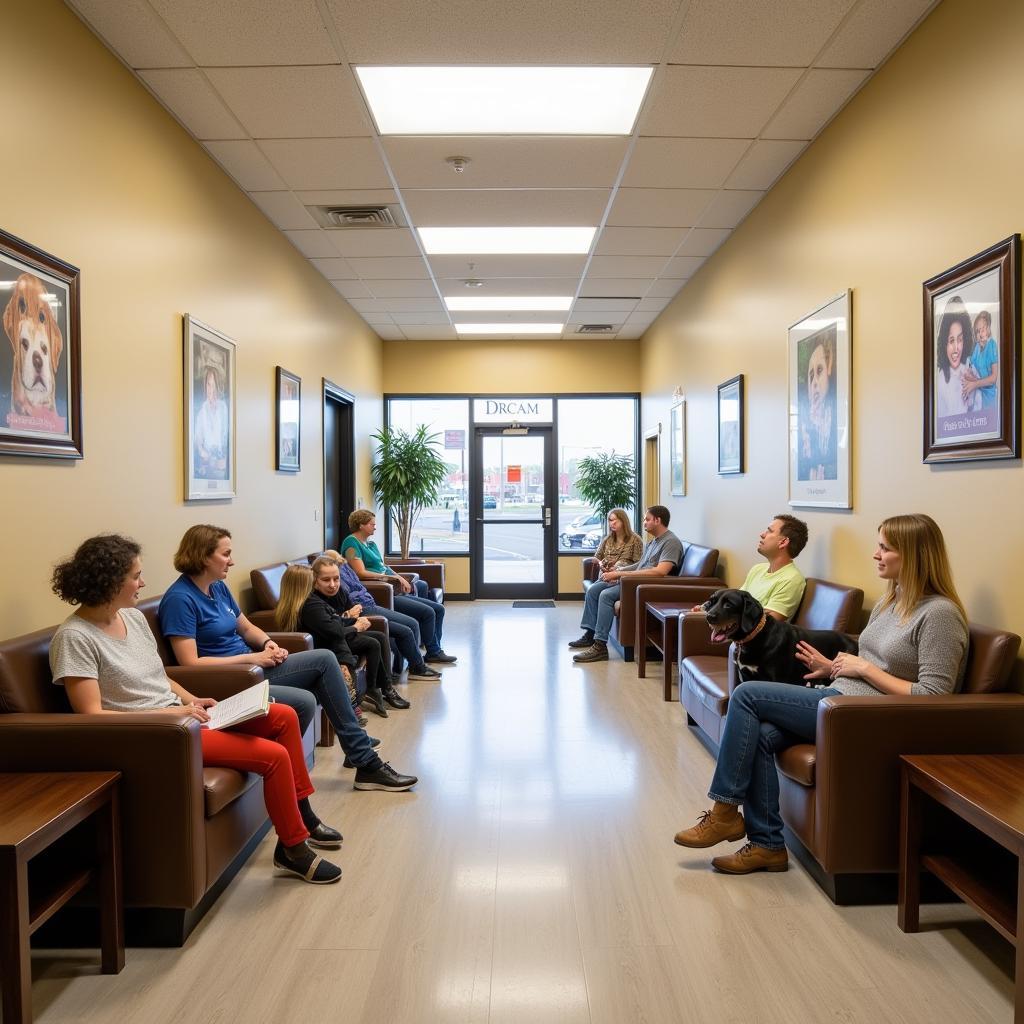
[935,295,980,418]
[50,534,343,884]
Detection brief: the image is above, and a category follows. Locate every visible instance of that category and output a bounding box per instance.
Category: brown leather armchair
[776,622,1024,903]
[679,578,864,745]
[384,558,445,603]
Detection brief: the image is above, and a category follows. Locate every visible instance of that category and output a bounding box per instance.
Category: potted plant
[574,451,637,535]
[371,425,448,558]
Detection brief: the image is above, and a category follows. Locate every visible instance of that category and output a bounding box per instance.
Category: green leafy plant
[371,425,448,557]
[574,451,637,530]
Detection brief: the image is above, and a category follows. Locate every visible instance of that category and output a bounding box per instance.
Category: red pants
[199,702,313,847]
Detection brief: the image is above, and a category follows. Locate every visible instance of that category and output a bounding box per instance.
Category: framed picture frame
[669,399,685,495]
[275,366,301,472]
[183,315,236,501]
[788,290,852,509]
[0,228,82,459]
[717,375,744,474]
[923,235,1020,463]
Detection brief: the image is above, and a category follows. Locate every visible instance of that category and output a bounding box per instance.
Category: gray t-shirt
[620,529,684,574]
[50,608,180,711]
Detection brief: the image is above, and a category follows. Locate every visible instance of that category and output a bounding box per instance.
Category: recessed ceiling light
[454,323,564,334]
[419,226,595,255]
[355,66,653,135]
[445,296,574,311]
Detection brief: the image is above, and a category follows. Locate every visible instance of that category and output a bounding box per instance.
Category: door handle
[543,507,551,526]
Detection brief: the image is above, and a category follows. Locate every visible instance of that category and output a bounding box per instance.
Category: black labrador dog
[701,588,857,686]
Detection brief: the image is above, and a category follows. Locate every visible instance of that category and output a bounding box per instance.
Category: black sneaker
[573,642,609,663]
[382,685,411,709]
[306,822,343,849]
[425,650,457,664]
[567,631,595,648]
[361,688,389,718]
[273,840,342,884]
[353,762,418,791]
[408,665,442,681]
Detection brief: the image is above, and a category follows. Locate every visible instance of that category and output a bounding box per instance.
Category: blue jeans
[264,649,378,768]
[393,594,445,654]
[267,686,316,736]
[709,681,839,850]
[580,580,621,642]
[373,607,428,673]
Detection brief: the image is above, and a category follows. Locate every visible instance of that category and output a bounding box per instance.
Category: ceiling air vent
[576,324,616,334]
[307,205,404,229]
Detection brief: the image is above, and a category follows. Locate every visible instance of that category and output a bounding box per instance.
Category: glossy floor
[31,602,1015,1023]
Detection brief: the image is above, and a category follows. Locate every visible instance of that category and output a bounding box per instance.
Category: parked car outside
[559,511,603,548]
[581,527,602,550]
[482,494,497,509]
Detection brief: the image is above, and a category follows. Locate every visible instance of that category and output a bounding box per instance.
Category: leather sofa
[581,542,722,661]
[0,596,312,946]
[385,558,445,603]
[680,578,864,745]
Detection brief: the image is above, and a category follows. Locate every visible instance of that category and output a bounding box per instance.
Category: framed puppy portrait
[788,290,852,509]
[923,235,1020,463]
[717,374,744,474]
[0,228,82,459]
[275,366,301,472]
[183,315,236,501]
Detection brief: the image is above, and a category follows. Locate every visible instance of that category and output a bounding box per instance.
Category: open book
[201,681,271,731]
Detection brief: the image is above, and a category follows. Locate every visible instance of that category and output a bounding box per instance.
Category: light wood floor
[30,602,1015,1023]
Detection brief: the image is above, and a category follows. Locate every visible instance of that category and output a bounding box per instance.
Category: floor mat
[512,600,556,608]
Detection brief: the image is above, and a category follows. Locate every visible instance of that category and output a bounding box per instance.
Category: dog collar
[735,612,768,646]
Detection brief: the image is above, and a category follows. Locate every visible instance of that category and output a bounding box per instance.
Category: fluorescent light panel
[419,226,595,255]
[455,323,564,334]
[445,296,573,311]
[355,66,653,135]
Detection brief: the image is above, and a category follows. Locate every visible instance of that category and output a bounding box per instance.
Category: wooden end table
[0,771,124,1024]
[638,603,692,701]
[899,754,1024,1023]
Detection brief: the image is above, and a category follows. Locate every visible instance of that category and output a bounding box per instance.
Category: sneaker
[425,650,457,664]
[711,842,788,874]
[573,642,608,663]
[382,685,411,709]
[368,735,381,748]
[353,762,418,791]
[567,631,595,649]
[673,804,746,849]
[273,840,342,884]
[408,666,442,681]
[306,822,343,849]
[361,688,389,718]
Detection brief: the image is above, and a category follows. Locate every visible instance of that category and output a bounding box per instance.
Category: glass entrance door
[472,428,554,599]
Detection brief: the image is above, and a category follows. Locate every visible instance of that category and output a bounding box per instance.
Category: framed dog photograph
[717,374,743,474]
[275,366,301,472]
[183,315,236,501]
[788,290,852,509]
[923,235,1020,463]
[669,399,685,495]
[0,229,82,459]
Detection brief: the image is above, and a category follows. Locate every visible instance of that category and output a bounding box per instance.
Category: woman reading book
[49,534,343,885]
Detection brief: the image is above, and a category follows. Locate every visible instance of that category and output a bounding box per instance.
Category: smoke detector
[445,155,471,174]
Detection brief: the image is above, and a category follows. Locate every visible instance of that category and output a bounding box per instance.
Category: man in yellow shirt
[737,514,808,620]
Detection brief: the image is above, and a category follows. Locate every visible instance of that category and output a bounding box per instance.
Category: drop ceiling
[67,0,937,342]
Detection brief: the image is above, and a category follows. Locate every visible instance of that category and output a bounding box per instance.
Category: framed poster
[0,228,82,459]
[276,366,301,472]
[183,315,236,501]
[923,235,1020,463]
[717,375,744,474]
[788,290,851,508]
[670,399,685,495]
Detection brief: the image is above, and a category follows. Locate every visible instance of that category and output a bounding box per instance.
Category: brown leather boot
[711,842,788,874]
[673,802,745,848]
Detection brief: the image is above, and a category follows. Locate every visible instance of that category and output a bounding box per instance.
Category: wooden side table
[898,754,1024,1023]
[638,603,691,701]
[0,772,124,1024]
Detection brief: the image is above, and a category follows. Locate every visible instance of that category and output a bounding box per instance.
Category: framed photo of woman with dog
[0,229,82,459]
[183,315,236,500]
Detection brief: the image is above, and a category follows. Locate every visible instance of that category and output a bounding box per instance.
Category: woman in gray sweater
[673,513,968,875]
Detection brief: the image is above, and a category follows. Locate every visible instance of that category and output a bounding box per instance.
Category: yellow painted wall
[0,0,381,635]
[641,0,1024,636]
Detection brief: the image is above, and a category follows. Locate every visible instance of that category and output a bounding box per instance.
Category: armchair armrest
[366,615,390,640]
[248,609,277,630]
[582,557,601,583]
[678,610,729,660]
[166,663,265,699]
[269,631,313,654]
[387,561,445,592]
[366,582,394,608]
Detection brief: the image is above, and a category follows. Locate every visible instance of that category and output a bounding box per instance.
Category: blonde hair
[347,509,375,531]
[607,508,637,544]
[311,555,340,579]
[877,513,966,623]
[276,564,314,632]
[321,549,342,563]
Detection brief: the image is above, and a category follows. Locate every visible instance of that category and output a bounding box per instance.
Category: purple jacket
[339,561,377,610]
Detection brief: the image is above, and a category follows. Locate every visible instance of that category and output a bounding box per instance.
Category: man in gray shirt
[569,505,684,663]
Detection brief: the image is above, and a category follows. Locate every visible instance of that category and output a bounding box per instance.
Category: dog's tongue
[710,628,730,644]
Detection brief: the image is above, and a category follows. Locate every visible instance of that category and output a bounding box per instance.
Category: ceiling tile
[402,190,610,228]
[248,191,318,230]
[147,0,339,66]
[382,137,629,189]
[436,278,582,297]
[623,138,750,189]
[640,66,802,138]
[616,326,647,339]
[662,256,706,278]
[625,311,660,326]
[725,140,806,189]
[818,0,935,68]
[398,326,458,340]
[295,189,398,205]
[698,190,764,229]
[310,256,357,279]
[427,255,587,278]
[362,298,444,313]
[138,69,245,140]
[607,188,714,228]
[578,279,652,298]
[367,280,441,298]
[203,141,286,189]
[68,0,192,68]
[762,69,870,140]
[331,279,374,299]
[390,311,451,325]
[587,256,670,278]
[668,0,854,66]
[348,257,431,280]
[284,229,340,258]
[324,0,680,63]
[595,227,688,257]
[260,138,390,190]
[572,298,639,313]
[328,229,422,259]
[645,279,686,298]
[205,66,371,138]
[635,295,672,312]
[373,325,406,340]
[360,313,396,325]
[676,228,730,258]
